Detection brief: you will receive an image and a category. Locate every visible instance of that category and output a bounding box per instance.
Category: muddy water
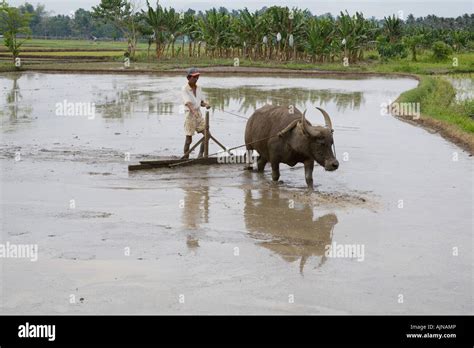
[0,72,472,314]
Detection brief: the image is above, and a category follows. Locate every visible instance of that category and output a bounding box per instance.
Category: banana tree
[237,8,267,59]
[164,7,180,57]
[198,8,233,58]
[352,12,370,61]
[335,11,373,62]
[265,6,291,60]
[287,8,309,60]
[143,0,168,59]
[182,12,198,57]
[305,17,335,62]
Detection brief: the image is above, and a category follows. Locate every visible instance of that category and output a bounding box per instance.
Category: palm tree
[383,15,402,43]
[450,30,469,51]
[403,34,424,61]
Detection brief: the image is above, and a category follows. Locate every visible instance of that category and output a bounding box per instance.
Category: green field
[17,39,149,50]
[0,51,124,57]
[1,39,473,74]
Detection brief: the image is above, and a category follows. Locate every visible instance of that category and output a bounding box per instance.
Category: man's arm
[198,87,211,109]
[185,101,198,116]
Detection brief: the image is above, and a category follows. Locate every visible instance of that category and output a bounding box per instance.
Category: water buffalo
[244,105,339,188]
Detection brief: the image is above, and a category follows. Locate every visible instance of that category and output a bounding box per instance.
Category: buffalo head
[284,107,339,171]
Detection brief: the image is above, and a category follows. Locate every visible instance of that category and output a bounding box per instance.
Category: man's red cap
[187,67,200,77]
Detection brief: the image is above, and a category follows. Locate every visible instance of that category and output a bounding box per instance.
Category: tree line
[11,2,122,39]
[1,0,473,63]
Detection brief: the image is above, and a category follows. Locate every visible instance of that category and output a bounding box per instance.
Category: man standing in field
[182,67,211,159]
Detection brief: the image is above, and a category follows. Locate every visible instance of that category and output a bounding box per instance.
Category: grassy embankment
[395,73,473,152]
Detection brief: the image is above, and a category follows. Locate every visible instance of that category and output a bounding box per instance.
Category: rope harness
[170,132,278,167]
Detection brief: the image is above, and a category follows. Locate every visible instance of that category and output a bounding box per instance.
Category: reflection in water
[181,185,210,250]
[205,87,363,115]
[94,88,174,119]
[445,76,474,102]
[244,188,337,273]
[92,84,363,119]
[0,73,32,121]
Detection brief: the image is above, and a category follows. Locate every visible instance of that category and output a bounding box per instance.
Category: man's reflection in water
[181,185,209,250]
[244,188,338,274]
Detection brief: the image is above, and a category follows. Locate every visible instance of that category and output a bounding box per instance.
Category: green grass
[19,38,149,50]
[0,51,124,57]
[397,75,474,133]
[102,53,469,75]
[132,45,474,71]
[0,61,18,71]
[14,52,473,78]
[131,50,474,74]
[36,51,122,57]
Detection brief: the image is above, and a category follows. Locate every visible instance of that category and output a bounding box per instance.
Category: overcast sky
[8,0,474,18]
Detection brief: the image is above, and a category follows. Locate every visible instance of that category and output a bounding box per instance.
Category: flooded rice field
[0,72,472,314]
[445,74,474,102]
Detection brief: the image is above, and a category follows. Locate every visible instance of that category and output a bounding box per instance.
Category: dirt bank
[16,64,420,79]
[392,75,474,155]
[392,113,474,155]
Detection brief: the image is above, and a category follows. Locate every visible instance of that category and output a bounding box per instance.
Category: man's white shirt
[182,83,205,112]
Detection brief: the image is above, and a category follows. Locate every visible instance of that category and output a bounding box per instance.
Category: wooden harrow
[128,111,235,171]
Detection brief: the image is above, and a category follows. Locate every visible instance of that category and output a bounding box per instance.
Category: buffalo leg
[304,160,314,189]
[257,157,267,172]
[243,149,253,170]
[271,161,280,181]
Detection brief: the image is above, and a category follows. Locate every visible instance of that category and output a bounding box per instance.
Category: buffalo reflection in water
[244,188,337,274]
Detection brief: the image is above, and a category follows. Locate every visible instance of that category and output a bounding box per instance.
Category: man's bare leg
[183,135,192,159]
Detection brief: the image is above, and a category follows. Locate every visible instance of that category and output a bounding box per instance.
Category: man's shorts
[184,111,205,136]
